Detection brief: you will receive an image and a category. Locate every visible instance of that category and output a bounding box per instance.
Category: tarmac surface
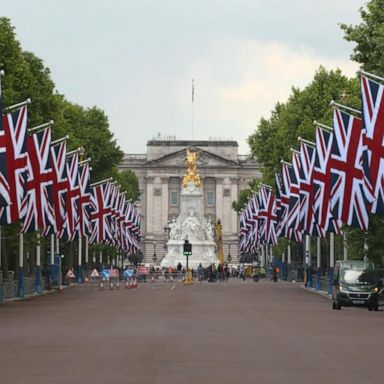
[0,278,383,384]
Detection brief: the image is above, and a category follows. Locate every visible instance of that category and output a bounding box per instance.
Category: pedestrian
[272,266,279,283]
[197,263,204,282]
[239,264,246,281]
[177,262,183,280]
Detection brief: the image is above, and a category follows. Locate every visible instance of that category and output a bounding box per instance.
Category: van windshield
[341,269,376,285]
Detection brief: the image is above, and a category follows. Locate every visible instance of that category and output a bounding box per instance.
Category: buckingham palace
[119,138,262,264]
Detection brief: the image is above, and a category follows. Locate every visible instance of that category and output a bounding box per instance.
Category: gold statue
[183,149,201,188]
[215,218,225,265]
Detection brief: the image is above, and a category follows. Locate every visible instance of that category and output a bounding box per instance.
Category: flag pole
[192,79,194,140]
[28,120,54,134]
[17,232,24,298]
[330,100,361,115]
[328,232,335,295]
[51,135,69,146]
[313,120,333,131]
[50,233,55,285]
[35,233,42,294]
[77,237,83,284]
[359,70,384,83]
[4,98,31,113]
[316,236,321,291]
[298,137,315,147]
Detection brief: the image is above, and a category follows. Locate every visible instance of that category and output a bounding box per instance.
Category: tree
[232,179,259,213]
[341,0,384,265]
[341,0,384,76]
[114,169,140,202]
[0,17,129,275]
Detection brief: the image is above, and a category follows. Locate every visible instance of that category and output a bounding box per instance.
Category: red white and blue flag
[89,181,113,244]
[21,127,55,233]
[330,108,374,230]
[281,162,302,242]
[60,152,80,241]
[77,161,92,238]
[313,125,341,234]
[298,141,325,237]
[42,139,68,236]
[258,185,277,246]
[361,74,384,216]
[0,78,9,207]
[0,106,28,224]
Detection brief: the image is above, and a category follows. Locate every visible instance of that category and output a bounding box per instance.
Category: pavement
[0,278,383,384]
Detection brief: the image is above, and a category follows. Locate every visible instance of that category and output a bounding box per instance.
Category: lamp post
[227,242,232,265]
[153,241,157,265]
[163,221,171,257]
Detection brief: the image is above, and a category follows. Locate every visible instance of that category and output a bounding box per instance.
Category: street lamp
[153,241,157,265]
[227,242,232,264]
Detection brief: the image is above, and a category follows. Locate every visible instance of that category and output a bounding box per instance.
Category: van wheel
[368,306,373,311]
[332,301,341,310]
[373,303,379,312]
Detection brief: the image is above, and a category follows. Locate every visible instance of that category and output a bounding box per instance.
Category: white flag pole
[17,232,24,298]
[35,233,42,293]
[77,237,82,284]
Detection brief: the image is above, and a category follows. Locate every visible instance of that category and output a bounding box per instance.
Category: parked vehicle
[332,260,382,311]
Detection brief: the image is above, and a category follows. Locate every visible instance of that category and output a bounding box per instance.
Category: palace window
[170,191,178,206]
[207,191,214,206]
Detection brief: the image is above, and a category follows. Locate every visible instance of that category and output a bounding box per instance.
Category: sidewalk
[298,283,332,300]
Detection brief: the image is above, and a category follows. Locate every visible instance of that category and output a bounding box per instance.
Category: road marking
[170,285,176,291]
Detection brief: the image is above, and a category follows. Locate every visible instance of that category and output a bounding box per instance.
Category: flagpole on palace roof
[192,78,194,141]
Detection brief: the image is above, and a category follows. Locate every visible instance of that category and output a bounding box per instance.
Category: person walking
[197,263,204,282]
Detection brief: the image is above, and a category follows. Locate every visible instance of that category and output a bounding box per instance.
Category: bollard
[110,280,114,290]
[125,280,129,289]
[116,280,120,289]
[100,279,104,290]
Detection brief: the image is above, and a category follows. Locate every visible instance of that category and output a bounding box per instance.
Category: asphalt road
[0,279,383,384]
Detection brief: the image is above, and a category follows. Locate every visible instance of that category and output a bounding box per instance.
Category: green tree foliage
[248,67,359,186]
[340,1,384,264]
[0,17,137,273]
[341,0,384,75]
[114,169,140,203]
[231,179,259,213]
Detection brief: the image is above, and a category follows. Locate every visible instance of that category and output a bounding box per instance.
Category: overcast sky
[1,0,365,154]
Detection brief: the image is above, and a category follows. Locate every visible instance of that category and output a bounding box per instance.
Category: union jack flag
[89,181,113,244]
[0,106,28,224]
[281,162,302,242]
[361,74,384,215]
[60,152,80,241]
[313,125,341,234]
[124,202,140,252]
[0,78,9,207]
[298,141,325,237]
[258,185,277,246]
[42,140,68,236]
[288,153,301,231]
[77,161,92,237]
[330,108,374,230]
[21,127,55,233]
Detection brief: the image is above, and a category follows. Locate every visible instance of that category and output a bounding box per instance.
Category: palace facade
[119,139,262,264]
